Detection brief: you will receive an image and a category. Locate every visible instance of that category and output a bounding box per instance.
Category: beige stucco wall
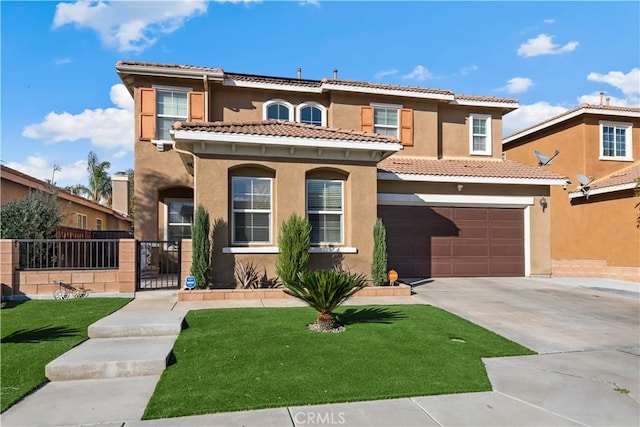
[194,156,378,286]
[504,114,640,269]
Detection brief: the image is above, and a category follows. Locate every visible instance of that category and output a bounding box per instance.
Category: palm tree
[283,269,368,331]
[74,151,112,206]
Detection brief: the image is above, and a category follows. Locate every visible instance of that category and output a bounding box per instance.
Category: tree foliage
[0,190,63,239]
[72,151,112,206]
[371,218,388,286]
[190,204,211,289]
[276,213,311,286]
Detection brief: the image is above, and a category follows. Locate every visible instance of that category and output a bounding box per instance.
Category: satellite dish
[576,174,594,186]
[534,149,560,167]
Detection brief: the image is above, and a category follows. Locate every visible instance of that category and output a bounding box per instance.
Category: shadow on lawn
[337,307,407,325]
[1,325,80,343]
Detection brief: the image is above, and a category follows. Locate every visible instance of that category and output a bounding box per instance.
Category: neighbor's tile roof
[378,157,567,180]
[173,120,401,144]
[504,103,640,141]
[226,73,323,88]
[569,162,640,194]
[116,60,223,74]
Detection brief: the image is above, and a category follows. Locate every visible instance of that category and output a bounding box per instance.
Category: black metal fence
[17,239,120,270]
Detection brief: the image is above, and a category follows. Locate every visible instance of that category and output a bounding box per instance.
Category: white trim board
[377,172,567,186]
[377,193,535,208]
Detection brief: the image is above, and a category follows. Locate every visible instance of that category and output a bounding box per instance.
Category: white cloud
[459,65,478,76]
[374,69,398,80]
[52,1,208,53]
[403,65,432,81]
[577,92,635,107]
[504,77,533,94]
[517,34,578,58]
[55,58,72,65]
[544,19,555,24]
[299,0,320,7]
[22,84,134,152]
[6,156,87,187]
[503,101,568,136]
[587,68,640,98]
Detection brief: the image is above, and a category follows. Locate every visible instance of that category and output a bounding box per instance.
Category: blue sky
[1,1,639,188]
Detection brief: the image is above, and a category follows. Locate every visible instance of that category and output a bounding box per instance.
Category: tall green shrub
[190,204,211,289]
[0,190,63,239]
[276,213,311,286]
[371,218,388,286]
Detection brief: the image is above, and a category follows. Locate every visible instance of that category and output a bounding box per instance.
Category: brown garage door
[378,206,524,278]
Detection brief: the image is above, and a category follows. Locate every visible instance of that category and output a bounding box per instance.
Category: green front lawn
[0,298,131,412]
[144,305,535,419]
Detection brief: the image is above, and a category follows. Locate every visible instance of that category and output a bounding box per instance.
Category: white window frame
[370,102,402,138]
[469,113,492,156]
[164,198,193,245]
[599,120,633,161]
[231,177,273,245]
[76,213,87,230]
[296,101,327,126]
[306,179,344,245]
[96,218,103,231]
[153,85,191,142]
[263,99,294,121]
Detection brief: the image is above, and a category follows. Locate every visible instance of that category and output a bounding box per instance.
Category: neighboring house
[1,165,133,233]
[503,101,640,282]
[116,61,566,285]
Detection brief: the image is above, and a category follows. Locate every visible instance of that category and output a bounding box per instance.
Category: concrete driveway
[410,277,640,426]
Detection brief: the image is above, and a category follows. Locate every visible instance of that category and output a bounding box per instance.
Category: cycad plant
[283,269,368,331]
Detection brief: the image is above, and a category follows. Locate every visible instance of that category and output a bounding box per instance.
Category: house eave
[377,172,567,186]
[321,83,455,101]
[568,182,637,199]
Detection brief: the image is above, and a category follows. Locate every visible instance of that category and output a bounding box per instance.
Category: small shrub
[276,213,311,286]
[371,218,388,286]
[235,260,261,289]
[190,204,211,289]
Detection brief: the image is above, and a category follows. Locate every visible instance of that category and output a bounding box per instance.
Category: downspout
[202,74,209,122]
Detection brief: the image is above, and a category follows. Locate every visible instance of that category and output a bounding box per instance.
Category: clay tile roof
[322,78,454,96]
[173,120,401,144]
[378,157,567,180]
[455,94,519,104]
[116,60,223,74]
[225,73,323,88]
[570,162,640,194]
[505,103,640,140]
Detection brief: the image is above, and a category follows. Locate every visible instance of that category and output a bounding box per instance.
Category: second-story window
[77,213,87,230]
[600,121,633,160]
[157,89,188,141]
[96,219,103,231]
[373,105,400,137]
[469,114,492,156]
[264,99,293,121]
[297,102,326,126]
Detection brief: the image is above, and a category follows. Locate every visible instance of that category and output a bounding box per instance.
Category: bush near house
[190,204,211,289]
[0,189,63,239]
[276,213,311,286]
[371,218,388,286]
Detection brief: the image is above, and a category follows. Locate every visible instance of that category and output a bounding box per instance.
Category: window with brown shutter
[138,88,156,141]
[361,106,374,133]
[400,108,413,146]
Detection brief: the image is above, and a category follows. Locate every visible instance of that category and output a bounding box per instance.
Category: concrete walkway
[1,277,638,426]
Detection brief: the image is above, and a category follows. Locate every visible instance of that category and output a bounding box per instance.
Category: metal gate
[137,241,181,290]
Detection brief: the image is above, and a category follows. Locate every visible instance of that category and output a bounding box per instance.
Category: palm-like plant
[283,269,368,331]
[73,151,112,206]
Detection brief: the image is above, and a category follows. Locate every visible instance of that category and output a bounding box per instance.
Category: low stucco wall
[552,259,640,283]
[177,283,412,301]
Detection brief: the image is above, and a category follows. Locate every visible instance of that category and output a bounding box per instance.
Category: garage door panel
[379,206,524,278]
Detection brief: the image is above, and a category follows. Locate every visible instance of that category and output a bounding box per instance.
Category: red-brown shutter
[188,92,205,122]
[361,106,374,133]
[400,108,413,146]
[138,88,156,141]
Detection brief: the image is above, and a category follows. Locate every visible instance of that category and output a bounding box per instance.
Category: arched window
[263,99,293,121]
[297,102,326,126]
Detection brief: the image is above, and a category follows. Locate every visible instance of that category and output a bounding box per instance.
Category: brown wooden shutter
[138,88,156,141]
[361,106,374,133]
[188,91,205,122]
[400,108,413,146]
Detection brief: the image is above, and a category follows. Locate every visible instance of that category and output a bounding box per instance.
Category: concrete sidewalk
[1,277,638,426]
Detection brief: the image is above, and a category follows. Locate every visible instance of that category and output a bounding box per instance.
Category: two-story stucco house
[503,101,640,282]
[116,61,566,286]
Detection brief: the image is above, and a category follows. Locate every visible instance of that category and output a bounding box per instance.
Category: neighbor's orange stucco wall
[504,113,640,273]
